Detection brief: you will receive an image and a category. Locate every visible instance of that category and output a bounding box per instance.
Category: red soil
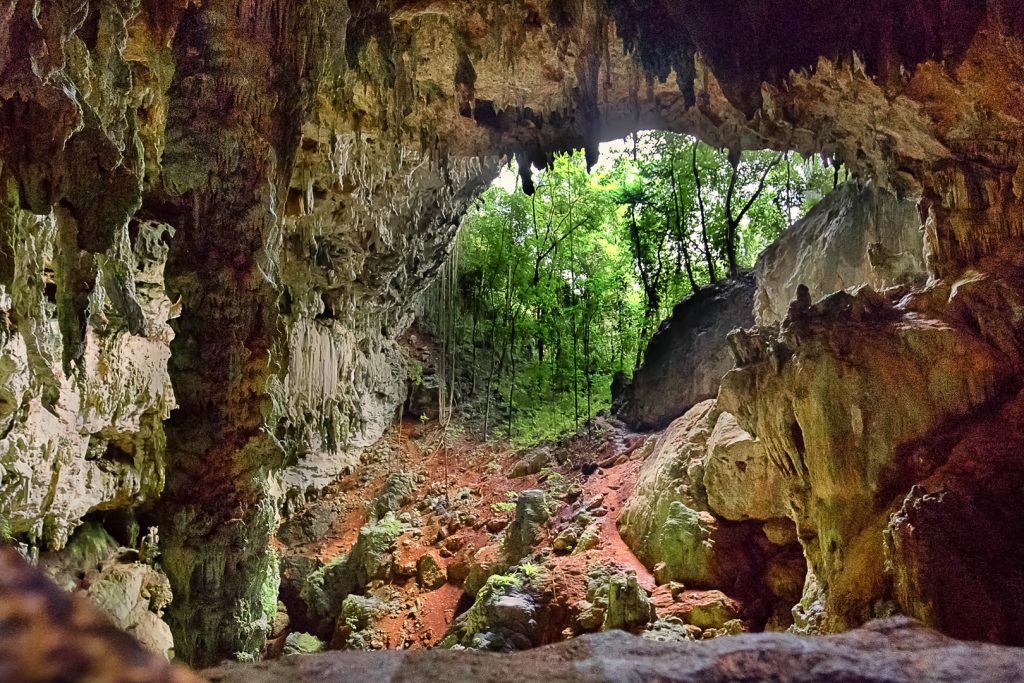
[275,413,732,652]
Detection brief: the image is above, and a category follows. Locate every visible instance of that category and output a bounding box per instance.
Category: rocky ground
[267,408,771,657]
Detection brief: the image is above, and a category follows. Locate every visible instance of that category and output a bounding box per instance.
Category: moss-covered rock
[416,552,446,589]
[283,632,325,655]
[441,569,544,651]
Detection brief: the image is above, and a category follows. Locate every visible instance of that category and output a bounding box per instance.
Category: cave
[3,1,1024,681]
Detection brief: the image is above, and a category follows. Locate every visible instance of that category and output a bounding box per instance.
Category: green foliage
[259,547,281,625]
[434,132,839,445]
[518,562,544,582]
[407,357,424,386]
[489,490,518,513]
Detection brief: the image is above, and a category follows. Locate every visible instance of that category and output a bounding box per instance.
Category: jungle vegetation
[424,131,841,444]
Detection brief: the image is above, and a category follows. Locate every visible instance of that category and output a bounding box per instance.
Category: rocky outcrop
[0,207,174,550]
[0,544,198,683]
[720,259,1024,638]
[754,182,925,325]
[617,400,803,628]
[882,387,1024,645]
[614,275,756,431]
[205,618,1024,683]
[39,522,175,660]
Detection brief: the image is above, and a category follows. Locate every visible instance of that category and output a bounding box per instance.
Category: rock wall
[720,259,1024,640]
[614,275,756,431]
[618,400,803,629]
[616,182,923,432]
[0,202,175,550]
[754,182,925,325]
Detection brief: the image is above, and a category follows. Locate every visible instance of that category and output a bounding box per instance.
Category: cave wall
[3,0,1024,666]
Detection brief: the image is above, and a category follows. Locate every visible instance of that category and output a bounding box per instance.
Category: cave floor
[273,415,730,652]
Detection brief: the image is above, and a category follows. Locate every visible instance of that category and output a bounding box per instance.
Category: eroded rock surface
[205,618,1024,683]
[5,0,1024,668]
[720,260,1024,638]
[614,275,755,431]
[0,544,198,683]
[754,181,925,325]
[617,401,803,629]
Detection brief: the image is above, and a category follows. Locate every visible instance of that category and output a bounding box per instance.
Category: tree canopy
[422,131,841,444]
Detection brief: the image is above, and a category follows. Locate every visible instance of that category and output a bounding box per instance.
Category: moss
[654,501,716,585]
[283,632,325,655]
[440,571,522,648]
[259,547,281,625]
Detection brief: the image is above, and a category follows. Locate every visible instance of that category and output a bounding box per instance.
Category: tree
[426,133,842,444]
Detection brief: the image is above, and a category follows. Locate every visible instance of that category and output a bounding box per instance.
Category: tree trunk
[691,142,717,283]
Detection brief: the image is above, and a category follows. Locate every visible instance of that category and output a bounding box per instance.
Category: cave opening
[4,1,1024,679]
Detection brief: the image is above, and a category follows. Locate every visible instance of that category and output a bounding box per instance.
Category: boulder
[283,632,325,656]
[334,594,386,650]
[504,490,549,562]
[39,523,176,659]
[416,552,446,589]
[441,571,544,651]
[613,274,756,431]
[753,182,924,326]
[703,412,789,521]
[601,572,655,632]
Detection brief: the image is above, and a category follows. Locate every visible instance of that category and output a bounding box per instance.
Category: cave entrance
[418,131,839,446]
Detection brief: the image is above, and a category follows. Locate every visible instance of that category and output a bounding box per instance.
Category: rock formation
[618,401,803,629]
[613,275,756,431]
[753,181,925,325]
[0,544,198,683]
[204,618,1024,683]
[3,0,1024,671]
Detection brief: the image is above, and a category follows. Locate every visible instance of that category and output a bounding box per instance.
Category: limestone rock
[719,273,1015,633]
[205,618,1024,683]
[618,401,718,554]
[39,523,176,659]
[299,516,402,637]
[680,591,741,630]
[618,403,755,586]
[86,563,175,660]
[0,210,175,550]
[284,633,325,656]
[504,490,549,562]
[754,182,925,326]
[703,412,789,521]
[441,570,544,651]
[370,472,418,521]
[416,552,446,590]
[0,545,198,682]
[334,594,386,650]
[614,275,756,431]
[881,389,1024,645]
[601,572,655,632]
